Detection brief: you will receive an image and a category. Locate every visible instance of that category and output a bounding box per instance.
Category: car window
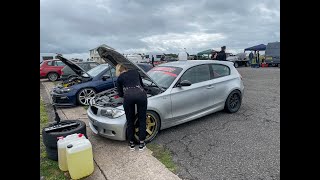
[89,63,99,69]
[86,65,108,77]
[55,61,65,66]
[147,66,183,88]
[47,61,54,66]
[210,64,230,78]
[62,66,73,74]
[79,63,90,71]
[180,65,210,84]
[138,64,152,72]
[104,67,116,77]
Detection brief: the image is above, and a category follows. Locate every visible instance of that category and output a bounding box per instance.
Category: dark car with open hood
[50,55,153,107]
[50,55,117,106]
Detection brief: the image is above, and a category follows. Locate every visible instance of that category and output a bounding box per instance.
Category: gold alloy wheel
[134,113,158,141]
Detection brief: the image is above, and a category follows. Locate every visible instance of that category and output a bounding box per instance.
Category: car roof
[44,59,60,62]
[74,61,98,64]
[159,60,234,69]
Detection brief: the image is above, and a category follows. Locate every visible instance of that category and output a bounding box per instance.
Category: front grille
[53,96,69,103]
[91,106,98,115]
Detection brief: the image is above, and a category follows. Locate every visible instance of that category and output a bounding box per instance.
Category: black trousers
[123,89,147,142]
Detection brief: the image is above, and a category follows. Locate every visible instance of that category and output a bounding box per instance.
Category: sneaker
[139,141,146,151]
[129,141,135,151]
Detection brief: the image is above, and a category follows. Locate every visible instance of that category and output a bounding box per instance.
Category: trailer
[227,53,249,68]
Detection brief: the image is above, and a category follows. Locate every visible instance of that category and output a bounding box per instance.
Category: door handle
[206,85,215,89]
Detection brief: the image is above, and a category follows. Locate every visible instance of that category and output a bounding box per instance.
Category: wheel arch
[46,71,59,78]
[146,109,162,130]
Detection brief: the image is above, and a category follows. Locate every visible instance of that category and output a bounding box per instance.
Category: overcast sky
[40,0,280,59]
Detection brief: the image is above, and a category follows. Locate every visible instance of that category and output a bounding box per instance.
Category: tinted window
[47,61,54,66]
[56,61,65,66]
[138,64,152,72]
[156,55,162,58]
[79,63,90,71]
[62,66,73,74]
[181,65,210,84]
[210,64,230,78]
[147,66,183,88]
[89,63,99,69]
[86,65,108,77]
[104,67,116,77]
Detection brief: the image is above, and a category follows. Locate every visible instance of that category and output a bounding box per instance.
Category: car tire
[77,88,96,106]
[245,61,249,67]
[47,72,59,82]
[42,120,87,149]
[45,147,58,161]
[234,62,239,68]
[133,111,160,143]
[225,90,242,113]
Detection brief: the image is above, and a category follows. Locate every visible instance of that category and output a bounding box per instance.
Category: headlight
[55,87,72,94]
[61,88,72,93]
[100,108,125,118]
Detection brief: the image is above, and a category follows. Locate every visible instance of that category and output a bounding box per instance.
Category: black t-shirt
[116,70,144,97]
[216,51,226,61]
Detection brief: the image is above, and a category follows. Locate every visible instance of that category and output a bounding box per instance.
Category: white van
[125,54,144,63]
[145,53,164,62]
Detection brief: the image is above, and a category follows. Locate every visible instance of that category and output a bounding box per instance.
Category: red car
[40,59,66,81]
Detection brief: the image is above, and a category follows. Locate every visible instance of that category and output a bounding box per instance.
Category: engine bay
[60,76,91,88]
[91,85,161,108]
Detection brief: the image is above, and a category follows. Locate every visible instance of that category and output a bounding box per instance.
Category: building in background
[89,44,115,64]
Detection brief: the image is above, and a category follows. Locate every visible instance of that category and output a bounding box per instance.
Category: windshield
[84,64,108,77]
[146,66,182,89]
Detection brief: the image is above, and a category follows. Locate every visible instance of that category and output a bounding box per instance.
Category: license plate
[266,57,273,60]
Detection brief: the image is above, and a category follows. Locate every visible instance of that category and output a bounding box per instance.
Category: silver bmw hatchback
[87,47,244,142]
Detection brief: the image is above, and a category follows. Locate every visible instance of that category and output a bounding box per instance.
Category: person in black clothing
[160,55,165,61]
[249,51,254,65]
[116,64,148,151]
[151,55,155,67]
[216,46,227,61]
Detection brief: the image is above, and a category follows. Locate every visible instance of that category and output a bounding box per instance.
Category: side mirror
[102,74,110,81]
[178,80,192,87]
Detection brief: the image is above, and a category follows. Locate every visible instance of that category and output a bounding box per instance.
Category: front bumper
[87,106,127,141]
[50,90,77,107]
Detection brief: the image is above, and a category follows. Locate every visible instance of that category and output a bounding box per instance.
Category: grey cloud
[41,0,279,55]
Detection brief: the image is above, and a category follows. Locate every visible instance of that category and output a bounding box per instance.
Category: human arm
[116,76,124,97]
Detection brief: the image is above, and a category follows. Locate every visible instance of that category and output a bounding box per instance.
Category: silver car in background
[87,47,244,142]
